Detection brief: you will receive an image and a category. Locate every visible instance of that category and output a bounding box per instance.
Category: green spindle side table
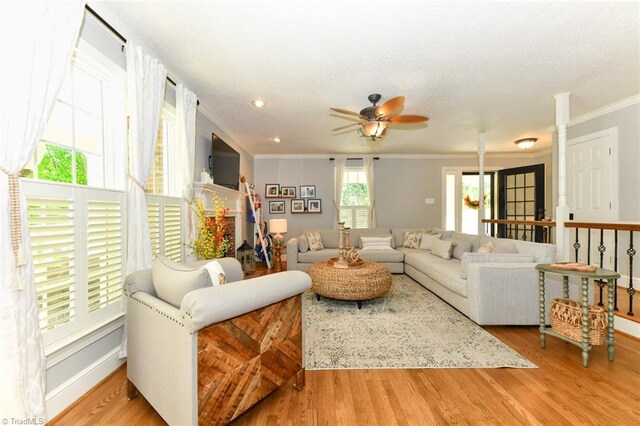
[535,264,620,367]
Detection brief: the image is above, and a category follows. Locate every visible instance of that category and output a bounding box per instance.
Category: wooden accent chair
[124,258,311,425]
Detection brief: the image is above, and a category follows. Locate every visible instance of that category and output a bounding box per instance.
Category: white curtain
[364,157,376,227]
[120,44,166,358]
[175,84,198,261]
[333,158,346,228]
[0,1,85,418]
[124,43,167,275]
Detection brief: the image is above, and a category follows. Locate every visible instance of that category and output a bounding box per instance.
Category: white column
[555,93,571,261]
[477,133,486,235]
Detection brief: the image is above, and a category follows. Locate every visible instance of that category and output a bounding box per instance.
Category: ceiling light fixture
[514,137,537,150]
[359,121,387,141]
[272,137,281,143]
[251,99,266,108]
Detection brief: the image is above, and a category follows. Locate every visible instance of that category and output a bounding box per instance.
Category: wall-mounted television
[209,132,240,190]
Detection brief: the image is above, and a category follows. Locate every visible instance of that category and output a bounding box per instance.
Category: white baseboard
[615,316,640,339]
[45,347,125,422]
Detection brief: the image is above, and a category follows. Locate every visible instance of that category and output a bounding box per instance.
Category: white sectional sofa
[287,228,569,325]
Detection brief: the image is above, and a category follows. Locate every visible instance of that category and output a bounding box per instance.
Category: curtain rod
[84,5,198,105]
[329,157,379,161]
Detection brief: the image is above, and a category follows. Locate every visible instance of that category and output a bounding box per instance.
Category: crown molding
[254,151,550,160]
[546,94,640,132]
[197,105,255,158]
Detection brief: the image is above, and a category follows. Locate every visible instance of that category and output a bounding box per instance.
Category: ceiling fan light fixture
[514,137,537,150]
[251,99,267,108]
[272,137,281,143]
[362,121,386,139]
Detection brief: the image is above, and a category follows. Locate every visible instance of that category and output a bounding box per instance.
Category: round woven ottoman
[308,261,392,309]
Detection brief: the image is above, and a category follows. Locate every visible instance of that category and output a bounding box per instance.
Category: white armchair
[124,258,311,425]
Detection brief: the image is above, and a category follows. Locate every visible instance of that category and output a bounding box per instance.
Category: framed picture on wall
[281,186,296,198]
[300,185,316,198]
[291,199,305,213]
[265,184,280,198]
[269,200,285,214]
[307,199,322,213]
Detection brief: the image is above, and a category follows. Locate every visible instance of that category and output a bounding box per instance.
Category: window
[339,163,371,229]
[442,168,495,235]
[145,105,183,262]
[23,40,126,348]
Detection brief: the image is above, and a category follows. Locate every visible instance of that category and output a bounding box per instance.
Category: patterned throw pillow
[203,260,227,286]
[477,241,495,253]
[403,231,422,249]
[430,239,455,260]
[306,231,324,251]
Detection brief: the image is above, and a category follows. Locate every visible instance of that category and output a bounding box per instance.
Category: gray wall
[254,154,552,239]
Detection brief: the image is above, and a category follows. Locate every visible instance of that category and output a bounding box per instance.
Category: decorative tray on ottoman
[327,257,365,269]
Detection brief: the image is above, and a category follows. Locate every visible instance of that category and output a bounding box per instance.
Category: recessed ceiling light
[251,99,266,108]
[272,137,281,143]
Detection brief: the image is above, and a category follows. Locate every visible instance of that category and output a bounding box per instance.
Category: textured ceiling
[95,0,639,155]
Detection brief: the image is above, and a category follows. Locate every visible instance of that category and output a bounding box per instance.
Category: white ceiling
[96,0,640,155]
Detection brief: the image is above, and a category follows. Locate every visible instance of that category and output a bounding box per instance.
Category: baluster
[597,228,606,306]
[614,230,619,311]
[522,224,527,241]
[515,224,519,241]
[587,228,591,265]
[574,228,581,262]
[628,230,636,316]
[508,225,513,240]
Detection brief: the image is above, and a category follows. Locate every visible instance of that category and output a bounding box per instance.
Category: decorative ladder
[244,181,271,268]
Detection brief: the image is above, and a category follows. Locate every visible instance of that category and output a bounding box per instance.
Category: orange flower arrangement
[463,194,488,210]
[189,195,230,259]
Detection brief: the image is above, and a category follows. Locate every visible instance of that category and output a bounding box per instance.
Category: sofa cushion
[431,239,454,260]
[306,231,325,251]
[404,252,468,297]
[403,231,422,249]
[445,237,473,260]
[350,228,394,248]
[298,234,309,253]
[449,232,481,252]
[480,236,556,263]
[360,236,394,250]
[419,233,441,251]
[460,252,536,278]
[357,248,405,263]
[298,248,340,263]
[152,256,212,308]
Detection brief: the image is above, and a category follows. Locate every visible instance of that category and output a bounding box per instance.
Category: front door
[497,164,545,242]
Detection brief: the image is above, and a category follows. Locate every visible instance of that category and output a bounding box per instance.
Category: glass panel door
[497,164,545,242]
[461,173,494,235]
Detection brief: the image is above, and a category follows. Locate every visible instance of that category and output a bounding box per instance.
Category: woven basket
[550,298,607,345]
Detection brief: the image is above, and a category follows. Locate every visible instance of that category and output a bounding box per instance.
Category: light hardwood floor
[50,325,640,425]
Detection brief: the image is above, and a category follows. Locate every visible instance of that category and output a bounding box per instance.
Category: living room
[2,1,639,425]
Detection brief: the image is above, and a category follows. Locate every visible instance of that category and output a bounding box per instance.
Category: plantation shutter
[147,201,161,258]
[163,201,182,262]
[27,195,76,335]
[87,199,123,313]
[355,208,369,229]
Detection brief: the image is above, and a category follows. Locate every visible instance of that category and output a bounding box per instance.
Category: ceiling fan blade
[375,96,405,118]
[332,122,361,131]
[388,115,429,123]
[330,107,362,117]
[329,113,362,123]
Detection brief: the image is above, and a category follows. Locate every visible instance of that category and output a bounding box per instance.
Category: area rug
[304,274,536,369]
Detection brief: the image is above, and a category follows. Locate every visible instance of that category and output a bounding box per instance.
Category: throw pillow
[446,237,473,260]
[152,256,212,308]
[424,227,443,235]
[430,239,454,260]
[306,230,324,251]
[493,242,517,253]
[419,233,442,251]
[403,231,422,249]
[360,236,394,250]
[298,234,309,253]
[202,260,227,286]
[477,241,495,253]
[460,252,536,279]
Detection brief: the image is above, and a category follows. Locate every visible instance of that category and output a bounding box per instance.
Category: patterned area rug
[304,274,536,369]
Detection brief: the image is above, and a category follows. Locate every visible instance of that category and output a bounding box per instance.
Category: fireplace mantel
[193,182,247,253]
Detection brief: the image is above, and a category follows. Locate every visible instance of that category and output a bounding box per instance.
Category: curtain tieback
[128,173,146,191]
[0,166,26,290]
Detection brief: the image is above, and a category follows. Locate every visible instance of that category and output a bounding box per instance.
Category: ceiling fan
[330,94,429,141]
